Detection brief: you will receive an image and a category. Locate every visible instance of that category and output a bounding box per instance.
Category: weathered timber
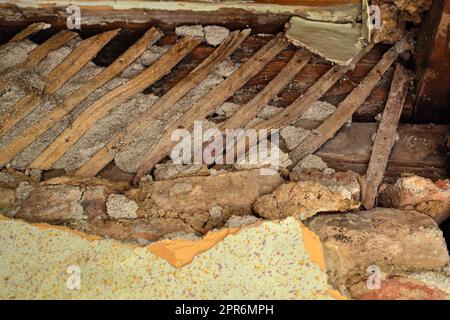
[134,33,288,183]
[0,27,161,168]
[0,29,120,140]
[362,64,410,209]
[289,38,413,166]
[75,29,250,177]
[30,36,204,170]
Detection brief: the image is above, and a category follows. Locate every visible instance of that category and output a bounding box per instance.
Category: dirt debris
[162,231,201,241]
[293,154,335,174]
[280,125,310,151]
[175,25,204,38]
[224,215,261,228]
[306,208,449,287]
[114,72,225,173]
[204,26,229,46]
[300,100,336,122]
[153,163,210,181]
[0,40,37,73]
[253,176,360,220]
[106,194,138,219]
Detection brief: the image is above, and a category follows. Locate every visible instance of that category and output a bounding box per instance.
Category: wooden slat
[30,36,204,170]
[253,43,374,131]
[289,38,413,165]
[221,49,312,131]
[44,28,121,94]
[22,30,78,68]
[0,28,161,169]
[134,33,288,183]
[362,64,410,209]
[0,29,120,140]
[8,22,51,43]
[75,29,250,177]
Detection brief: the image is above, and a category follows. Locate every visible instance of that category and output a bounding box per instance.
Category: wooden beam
[313,123,449,180]
[362,64,410,209]
[22,30,77,68]
[75,29,250,177]
[134,33,288,183]
[289,38,413,165]
[413,0,450,123]
[0,29,120,140]
[30,36,204,170]
[0,27,161,168]
[7,22,50,43]
[253,43,374,131]
[44,29,121,95]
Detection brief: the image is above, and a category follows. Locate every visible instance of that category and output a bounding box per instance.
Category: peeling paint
[0,214,343,299]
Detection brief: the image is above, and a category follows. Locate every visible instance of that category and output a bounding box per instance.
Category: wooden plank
[253,43,374,131]
[289,38,413,165]
[44,28,121,94]
[413,0,450,123]
[8,22,50,43]
[362,64,410,209]
[75,29,250,177]
[314,123,449,180]
[22,30,78,68]
[30,36,204,170]
[0,29,120,140]
[0,27,161,168]
[134,33,288,183]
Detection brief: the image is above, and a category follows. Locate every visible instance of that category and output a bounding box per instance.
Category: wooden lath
[0,29,120,140]
[30,35,204,170]
[7,22,51,43]
[362,63,411,209]
[0,27,162,168]
[289,38,413,165]
[134,33,289,183]
[75,29,251,177]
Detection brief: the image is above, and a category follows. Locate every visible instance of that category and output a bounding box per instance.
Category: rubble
[130,169,284,233]
[306,208,450,286]
[300,101,336,122]
[224,215,261,228]
[153,163,210,180]
[378,176,450,224]
[280,125,310,151]
[254,171,360,220]
[15,185,85,221]
[106,194,138,219]
[293,154,334,174]
[204,26,229,46]
[175,25,204,38]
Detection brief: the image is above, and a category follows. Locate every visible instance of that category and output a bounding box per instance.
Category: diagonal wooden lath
[30,35,204,170]
[289,38,414,165]
[133,33,288,183]
[0,29,120,140]
[7,22,51,44]
[75,29,251,177]
[0,27,161,169]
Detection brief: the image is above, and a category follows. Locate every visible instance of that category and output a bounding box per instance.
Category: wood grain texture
[0,27,161,168]
[253,44,374,131]
[289,38,414,166]
[0,29,120,140]
[8,22,50,43]
[22,30,77,68]
[134,33,288,183]
[75,29,251,177]
[30,36,204,170]
[362,64,410,209]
